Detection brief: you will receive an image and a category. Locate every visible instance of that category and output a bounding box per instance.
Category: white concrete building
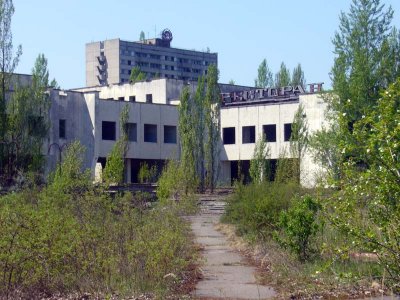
[46,79,326,187]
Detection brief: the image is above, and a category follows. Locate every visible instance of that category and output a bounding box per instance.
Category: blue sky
[13,0,400,89]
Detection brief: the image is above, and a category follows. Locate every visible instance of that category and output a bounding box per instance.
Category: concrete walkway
[190,193,276,300]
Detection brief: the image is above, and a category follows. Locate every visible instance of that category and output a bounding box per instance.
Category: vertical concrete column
[126,158,132,183]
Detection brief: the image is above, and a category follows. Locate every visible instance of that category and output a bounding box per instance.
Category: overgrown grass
[222,182,388,298]
[0,143,195,298]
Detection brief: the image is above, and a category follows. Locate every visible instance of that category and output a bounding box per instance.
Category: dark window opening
[284,123,293,141]
[127,60,131,66]
[263,124,276,142]
[118,96,124,101]
[223,127,235,144]
[242,126,255,144]
[129,96,136,102]
[102,121,116,140]
[125,123,137,142]
[59,119,66,139]
[146,94,153,103]
[144,124,157,143]
[164,125,177,144]
[97,157,106,169]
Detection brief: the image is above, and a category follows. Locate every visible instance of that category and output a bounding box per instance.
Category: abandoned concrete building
[45,77,326,187]
[86,29,218,86]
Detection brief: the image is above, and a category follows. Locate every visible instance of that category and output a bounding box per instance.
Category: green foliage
[331,0,399,163]
[0,143,193,297]
[3,53,52,182]
[254,58,273,88]
[156,160,183,202]
[178,86,198,191]
[204,64,221,192]
[228,79,235,85]
[276,195,321,262]
[223,182,300,239]
[129,66,146,83]
[275,62,290,87]
[138,162,157,184]
[291,63,306,87]
[249,134,270,183]
[327,79,400,289]
[103,105,129,186]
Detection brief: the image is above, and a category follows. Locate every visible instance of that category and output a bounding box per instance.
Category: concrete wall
[300,94,329,188]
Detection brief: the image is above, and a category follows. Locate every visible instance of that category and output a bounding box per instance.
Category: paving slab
[190,195,275,299]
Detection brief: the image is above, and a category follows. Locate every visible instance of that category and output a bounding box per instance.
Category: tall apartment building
[86,29,218,86]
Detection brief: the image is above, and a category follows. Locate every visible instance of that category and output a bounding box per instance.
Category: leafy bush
[138,162,157,184]
[0,143,193,298]
[276,195,321,262]
[223,182,300,238]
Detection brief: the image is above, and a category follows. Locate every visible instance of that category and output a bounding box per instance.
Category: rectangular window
[125,123,137,142]
[102,121,116,140]
[242,126,255,144]
[118,96,124,101]
[59,119,66,139]
[144,124,157,143]
[146,94,153,103]
[284,123,292,141]
[263,124,276,142]
[129,96,136,102]
[127,60,131,65]
[164,125,177,144]
[223,127,235,144]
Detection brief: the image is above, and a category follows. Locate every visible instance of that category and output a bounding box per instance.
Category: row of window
[222,124,293,145]
[102,121,177,144]
[120,55,214,67]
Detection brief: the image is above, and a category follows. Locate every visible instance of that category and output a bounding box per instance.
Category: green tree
[0,0,22,174]
[291,63,306,87]
[178,86,198,192]
[228,79,235,85]
[5,54,51,179]
[194,76,206,191]
[102,105,129,185]
[139,31,145,42]
[129,66,146,83]
[50,78,59,89]
[328,79,400,288]
[204,64,221,192]
[275,62,290,87]
[254,59,273,88]
[249,134,270,183]
[331,0,399,162]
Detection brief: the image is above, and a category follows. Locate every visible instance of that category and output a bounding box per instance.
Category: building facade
[86,30,218,86]
[46,79,326,187]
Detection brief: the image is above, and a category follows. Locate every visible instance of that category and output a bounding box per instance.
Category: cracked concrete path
[189,193,276,300]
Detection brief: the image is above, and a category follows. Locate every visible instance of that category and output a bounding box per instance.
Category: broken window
[263,124,276,142]
[102,121,116,140]
[129,96,136,102]
[146,94,153,103]
[59,119,66,139]
[223,127,235,144]
[144,124,157,143]
[164,125,177,144]
[125,123,137,142]
[284,123,292,141]
[242,126,255,144]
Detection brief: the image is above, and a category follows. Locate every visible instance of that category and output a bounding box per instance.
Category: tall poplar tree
[204,64,221,192]
[291,63,306,87]
[275,62,290,87]
[254,59,273,88]
[0,0,22,175]
[194,76,206,191]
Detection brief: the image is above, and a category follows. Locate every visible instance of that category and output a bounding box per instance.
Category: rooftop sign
[221,83,323,106]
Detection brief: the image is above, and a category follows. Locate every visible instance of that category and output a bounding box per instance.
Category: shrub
[223,182,300,238]
[138,162,157,183]
[276,195,321,262]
